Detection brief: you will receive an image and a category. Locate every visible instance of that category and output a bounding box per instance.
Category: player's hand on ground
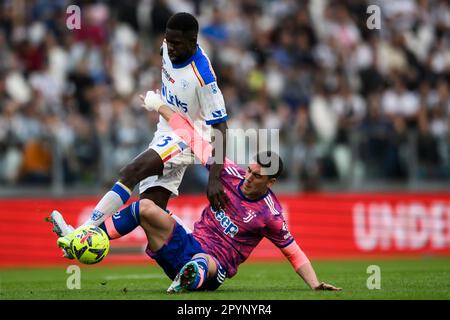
[207,177,229,211]
[139,90,165,112]
[314,282,342,291]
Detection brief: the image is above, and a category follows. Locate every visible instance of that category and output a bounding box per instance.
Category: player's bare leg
[81,148,164,227]
[138,198,177,252]
[53,197,174,260]
[136,198,220,293]
[140,186,172,211]
[51,149,166,257]
[117,149,164,195]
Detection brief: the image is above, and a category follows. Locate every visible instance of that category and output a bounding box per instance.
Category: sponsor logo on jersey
[161,83,188,113]
[162,67,175,83]
[211,207,239,237]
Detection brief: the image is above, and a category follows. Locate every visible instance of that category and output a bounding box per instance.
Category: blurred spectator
[330,77,365,179]
[381,73,420,127]
[359,93,407,179]
[291,95,321,191]
[70,114,100,183]
[0,101,23,184]
[201,6,229,44]
[150,0,174,36]
[19,137,52,185]
[115,1,140,32]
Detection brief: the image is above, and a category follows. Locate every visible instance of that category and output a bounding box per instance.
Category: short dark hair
[254,151,284,179]
[166,12,199,35]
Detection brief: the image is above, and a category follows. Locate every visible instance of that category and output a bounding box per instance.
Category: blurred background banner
[1,193,449,267]
[0,0,449,267]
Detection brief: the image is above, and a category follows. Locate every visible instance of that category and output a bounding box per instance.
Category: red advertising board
[0,193,449,267]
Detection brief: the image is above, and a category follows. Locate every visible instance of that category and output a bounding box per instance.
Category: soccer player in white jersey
[50,12,230,257]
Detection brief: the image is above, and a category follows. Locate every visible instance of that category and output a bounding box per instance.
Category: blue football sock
[99,201,140,239]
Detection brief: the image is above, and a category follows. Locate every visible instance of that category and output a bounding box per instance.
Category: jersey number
[157,136,173,147]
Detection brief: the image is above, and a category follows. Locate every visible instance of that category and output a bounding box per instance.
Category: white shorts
[139,131,194,196]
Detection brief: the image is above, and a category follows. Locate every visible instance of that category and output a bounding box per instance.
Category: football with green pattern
[70,225,110,264]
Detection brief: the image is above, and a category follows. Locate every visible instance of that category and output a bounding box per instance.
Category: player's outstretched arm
[207,120,230,211]
[140,91,214,166]
[280,241,342,291]
[296,262,342,291]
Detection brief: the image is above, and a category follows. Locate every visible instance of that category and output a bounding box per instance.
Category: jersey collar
[237,179,269,202]
[171,45,201,69]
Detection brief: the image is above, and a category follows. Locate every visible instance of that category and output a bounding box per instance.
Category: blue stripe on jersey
[171,45,202,69]
[171,45,217,85]
[206,115,228,125]
[192,49,216,85]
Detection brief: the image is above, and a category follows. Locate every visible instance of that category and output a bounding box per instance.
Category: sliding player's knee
[139,199,159,219]
[139,199,169,228]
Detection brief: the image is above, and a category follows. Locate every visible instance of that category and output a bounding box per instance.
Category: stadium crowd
[0,0,449,191]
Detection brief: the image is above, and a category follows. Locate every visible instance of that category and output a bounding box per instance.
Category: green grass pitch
[1,258,449,300]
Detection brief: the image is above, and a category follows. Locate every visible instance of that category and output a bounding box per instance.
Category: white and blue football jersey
[158,41,228,141]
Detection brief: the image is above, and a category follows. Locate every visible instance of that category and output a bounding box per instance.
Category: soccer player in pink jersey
[143,91,341,293]
[56,90,341,293]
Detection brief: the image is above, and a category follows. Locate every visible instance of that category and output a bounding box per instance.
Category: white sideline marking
[104,274,165,281]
